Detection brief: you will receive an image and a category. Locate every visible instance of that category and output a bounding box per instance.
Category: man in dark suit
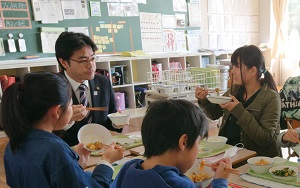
[55,32,122,146]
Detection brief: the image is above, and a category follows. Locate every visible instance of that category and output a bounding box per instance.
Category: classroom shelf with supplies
[0,52,216,114]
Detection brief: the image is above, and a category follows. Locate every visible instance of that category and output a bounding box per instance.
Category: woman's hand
[74,143,91,168]
[219,94,239,111]
[195,86,209,100]
[102,142,124,164]
[210,158,232,179]
[283,129,299,143]
[70,104,87,122]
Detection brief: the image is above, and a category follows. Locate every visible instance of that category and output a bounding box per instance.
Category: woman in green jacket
[195,45,282,157]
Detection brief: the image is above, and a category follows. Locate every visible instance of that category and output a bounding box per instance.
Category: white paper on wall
[61,0,89,19]
[188,3,201,27]
[124,3,139,17]
[163,29,176,51]
[107,3,124,17]
[41,32,62,53]
[31,0,42,21]
[39,0,58,23]
[140,12,162,32]
[68,27,89,36]
[175,30,187,51]
[172,0,187,12]
[187,30,201,52]
[141,33,163,52]
[162,15,176,29]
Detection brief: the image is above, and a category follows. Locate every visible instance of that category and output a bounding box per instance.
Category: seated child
[111,99,231,188]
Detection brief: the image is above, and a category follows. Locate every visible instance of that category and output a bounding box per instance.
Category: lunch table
[85,142,257,172]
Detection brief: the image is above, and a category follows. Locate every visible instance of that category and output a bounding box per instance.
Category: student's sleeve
[211,178,228,188]
[52,163,113,188]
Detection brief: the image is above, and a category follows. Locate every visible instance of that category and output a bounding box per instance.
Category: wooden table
[128,145,256,167]
[229,164,263,188]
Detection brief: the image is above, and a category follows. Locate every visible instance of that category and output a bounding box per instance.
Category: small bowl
[185,162,214,188]
[269,165,297,181]
[247,156,274,174]
[205,136,228,150]
[77,123,112,151]
[207,95,232,104]
[273,157,287,166]
[107,113,130,127]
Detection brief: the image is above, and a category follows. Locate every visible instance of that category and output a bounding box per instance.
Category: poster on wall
[141,33,163,52]
[90,1,101,16]
[140,12,162,33]
[61,0,89,19]
[163,29,176,51]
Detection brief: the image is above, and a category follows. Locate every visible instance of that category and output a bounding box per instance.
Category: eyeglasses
[69,55,98,66]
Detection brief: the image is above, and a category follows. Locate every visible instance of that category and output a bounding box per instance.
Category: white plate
[269,165,297,181]
[114,138,134,145]
[77,123,112,152]
[207,95,232,104]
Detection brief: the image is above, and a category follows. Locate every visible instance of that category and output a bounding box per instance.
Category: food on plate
[189,172,211,183]
[271,167,296,177]
[199,160,205,171]
[188,160,212,182]
[86,141,105,151]
[254,159,270,165]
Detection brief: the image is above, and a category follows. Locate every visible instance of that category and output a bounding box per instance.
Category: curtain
[272,0,288,59]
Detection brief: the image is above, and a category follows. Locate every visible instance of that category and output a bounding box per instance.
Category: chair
[279,75,300,160]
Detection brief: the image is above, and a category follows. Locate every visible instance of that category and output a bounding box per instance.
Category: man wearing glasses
[54,31,122,146]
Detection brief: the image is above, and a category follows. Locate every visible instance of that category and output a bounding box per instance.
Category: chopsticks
[86,107,108,111]
[287,121,300,144]
[84,145,125,170]
[200,161,241,175]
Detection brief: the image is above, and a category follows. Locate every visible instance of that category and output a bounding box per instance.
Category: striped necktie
[78,84,92,124]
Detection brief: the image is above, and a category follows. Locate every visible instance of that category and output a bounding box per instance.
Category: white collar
[64,70,89,91]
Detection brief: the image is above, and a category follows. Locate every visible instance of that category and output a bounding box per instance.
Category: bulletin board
[0,0,199,60]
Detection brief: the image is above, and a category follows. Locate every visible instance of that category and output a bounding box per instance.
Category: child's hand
[210,158,232,179]
[74,143,91,168]
[102,142,124,164]
[219,94,239,111]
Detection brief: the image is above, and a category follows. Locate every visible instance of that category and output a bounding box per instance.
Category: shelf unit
[0,52,215,112]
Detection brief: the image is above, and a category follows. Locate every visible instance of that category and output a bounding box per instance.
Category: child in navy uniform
[111,99,231,188]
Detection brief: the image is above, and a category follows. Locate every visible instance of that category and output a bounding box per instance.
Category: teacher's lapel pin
[94,91,98,95]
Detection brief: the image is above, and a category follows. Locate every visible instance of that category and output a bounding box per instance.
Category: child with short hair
[111,99,231,188]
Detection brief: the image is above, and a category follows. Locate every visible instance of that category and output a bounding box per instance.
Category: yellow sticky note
[96,27,100,31]
[110,38,114,42]
[102,45,106,50]
[113,24,116,29]
[100,24,105,28]
[108,29,112,33]
[114,29,118,33]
